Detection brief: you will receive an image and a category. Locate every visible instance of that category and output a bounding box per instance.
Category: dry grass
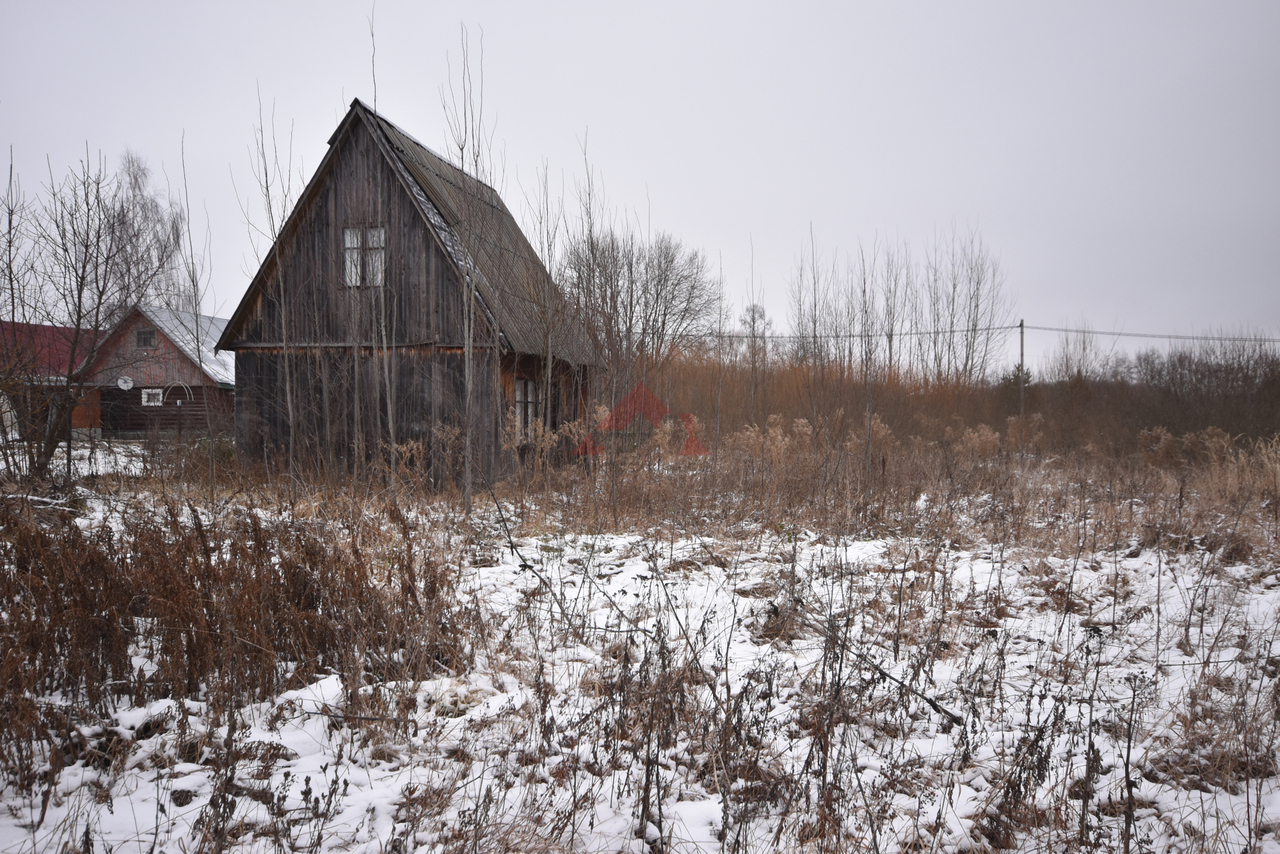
[2,419,1279,852]
[0,486,477,804]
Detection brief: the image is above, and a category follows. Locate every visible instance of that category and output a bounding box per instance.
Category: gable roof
[0,309,234,387]
[139,307,235,386]
[91,305,234,387]
[218,99,596,366]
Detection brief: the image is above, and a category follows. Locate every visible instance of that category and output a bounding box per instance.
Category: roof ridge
[221,99,597,366]
[353,99,507,205]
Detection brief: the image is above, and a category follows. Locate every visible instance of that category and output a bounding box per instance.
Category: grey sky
[3,1,1277,363]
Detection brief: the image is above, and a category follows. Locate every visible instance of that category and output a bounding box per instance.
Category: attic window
[343,226,387,288]
[136,328,157,349]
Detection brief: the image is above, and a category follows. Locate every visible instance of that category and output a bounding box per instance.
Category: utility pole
[1019,318,1025,418]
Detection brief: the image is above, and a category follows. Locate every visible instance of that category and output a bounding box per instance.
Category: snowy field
[1,485,1279,853]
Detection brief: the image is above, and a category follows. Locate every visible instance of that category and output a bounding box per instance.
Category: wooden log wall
[100,386,232,436]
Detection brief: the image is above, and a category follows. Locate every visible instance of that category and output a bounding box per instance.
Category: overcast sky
[3,1,1278,362]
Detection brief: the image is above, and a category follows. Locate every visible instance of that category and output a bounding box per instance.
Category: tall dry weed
[0,490,476,798]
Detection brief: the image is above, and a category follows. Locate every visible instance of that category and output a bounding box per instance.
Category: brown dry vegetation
[657,334,1280,459]
[2,349,1280,851]
[0,486,475,804]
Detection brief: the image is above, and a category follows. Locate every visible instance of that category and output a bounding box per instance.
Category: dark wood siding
[222,113,571,479]
[101,386,232,436]
[232,121,462,350]
[234,347,502,480]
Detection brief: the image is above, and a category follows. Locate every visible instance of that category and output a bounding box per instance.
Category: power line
[686,324,1019,342]
[1023,325,1280,345]
[672,324,1280,345]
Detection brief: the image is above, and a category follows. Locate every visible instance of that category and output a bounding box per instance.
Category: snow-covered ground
[0,439,148,480]
[2,494,1279,853]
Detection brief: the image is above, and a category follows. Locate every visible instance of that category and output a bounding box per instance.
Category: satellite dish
[117,376,134,391]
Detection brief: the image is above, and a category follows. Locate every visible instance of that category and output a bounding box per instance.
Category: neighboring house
[91,306,234,437]
[0,308,234,444]
[0,320,102,440]
[216,99,595,477]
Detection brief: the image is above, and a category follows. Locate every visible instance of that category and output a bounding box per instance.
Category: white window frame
[141,389,163,406]
[343,225,387,288]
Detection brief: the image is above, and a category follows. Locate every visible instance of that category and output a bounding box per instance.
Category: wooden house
[91,306,234,437]
[0,307,234,444]
[216,99,594,478]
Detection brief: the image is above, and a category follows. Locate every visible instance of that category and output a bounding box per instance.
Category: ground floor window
[141,389,163,406]
[514,378,537,439]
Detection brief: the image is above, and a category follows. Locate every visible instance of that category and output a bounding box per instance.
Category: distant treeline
[646,332,1280,456]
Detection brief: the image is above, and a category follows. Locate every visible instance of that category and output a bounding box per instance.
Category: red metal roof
[0,321,99,379]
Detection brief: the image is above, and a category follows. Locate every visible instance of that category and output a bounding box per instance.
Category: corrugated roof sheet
[360,104,597,366]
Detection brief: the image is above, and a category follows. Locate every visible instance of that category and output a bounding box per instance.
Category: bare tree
[786,229,839,429]
[879,238,910,383]
[561,156,621,397]
[773,227,1012,445]
[739,301,772,427]
[441,24,500,515]
[562,166,721,403]
[1045,322,1117,384]
[8,152,183,479]
[233,93,302,477]
[912,228,1011,386]
[161,136,218,492]
[0,151,35,473]
[519,158,569,453]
